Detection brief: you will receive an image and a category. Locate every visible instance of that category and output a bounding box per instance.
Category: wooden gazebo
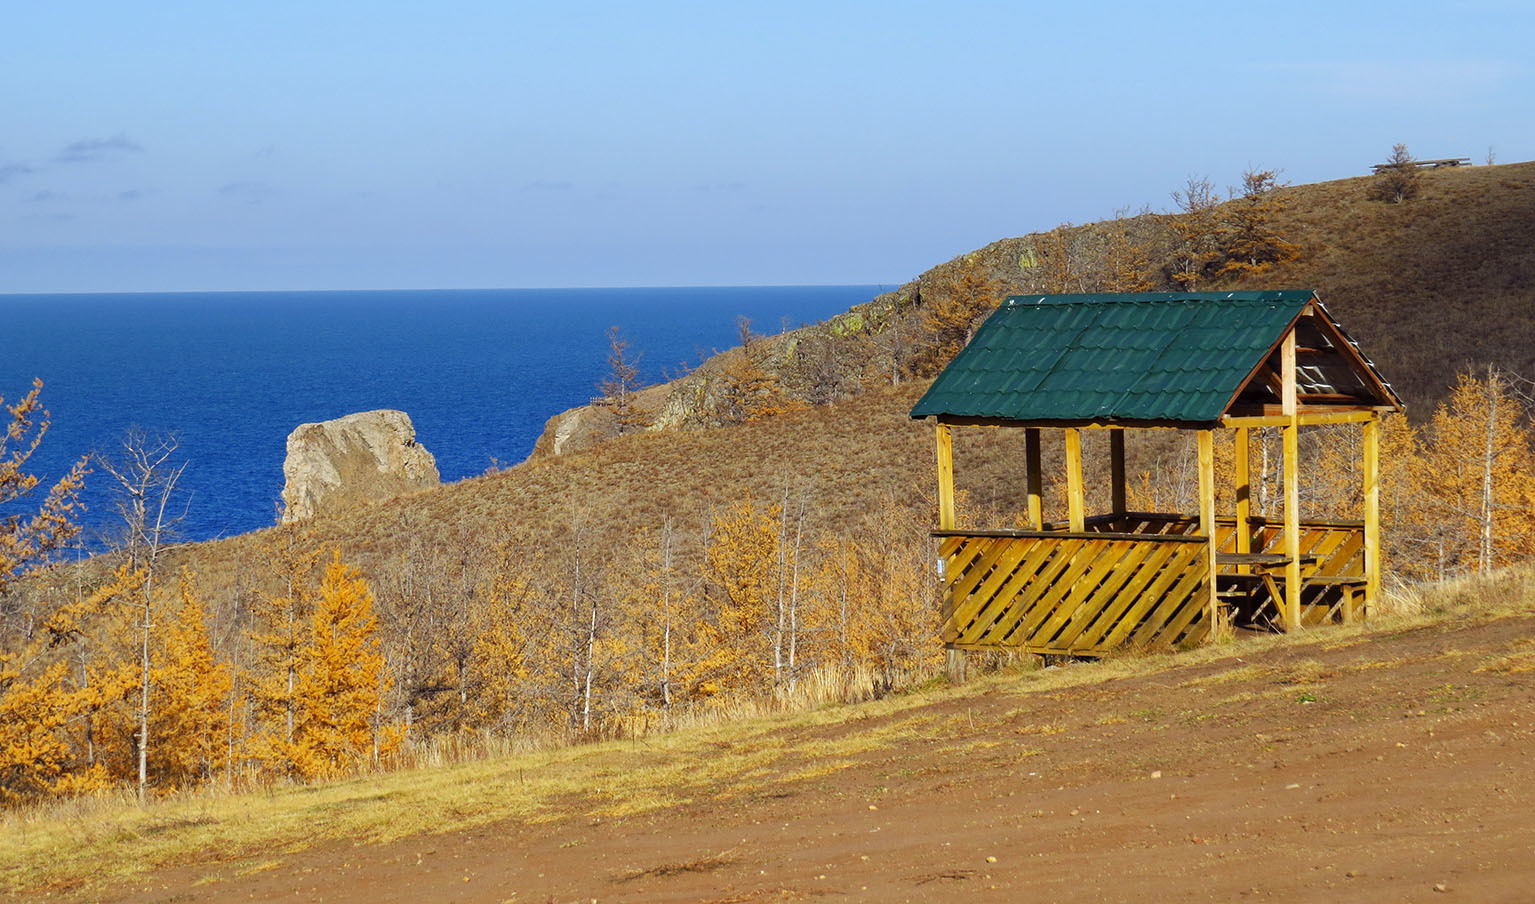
[910,291,1402,670]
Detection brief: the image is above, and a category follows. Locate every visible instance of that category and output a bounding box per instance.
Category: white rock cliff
[280,410,440,524]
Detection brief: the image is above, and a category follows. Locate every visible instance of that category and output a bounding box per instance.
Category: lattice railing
[936,530,1210,656]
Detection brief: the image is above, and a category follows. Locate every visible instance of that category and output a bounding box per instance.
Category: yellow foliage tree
[461,558,535,732]
[246,528,321,770]
[616,519,691,723]
[0,565,142,803]
[1215,170,1302,278]
[1416,368,1535,577]
[288,552,393,781]
[915,264,1008,375]
[151,569,233,788]
[713,349,800,425]
[694,495,781,698]
[1,379,88,597]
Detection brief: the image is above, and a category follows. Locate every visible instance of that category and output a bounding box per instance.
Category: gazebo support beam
[1197,429,1218,627]
[1025,427,1043,530]
[1235,427,1252,560]
[1064,428,1085,532]
[1363,413,1381,617]
[1282,332,1302,630]
[937,423,967,682]
[936,424,956,531]
[1110,428,1127,516]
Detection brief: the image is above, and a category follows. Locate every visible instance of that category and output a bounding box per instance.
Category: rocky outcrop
[528,383,673,460]
[280,410,440,523]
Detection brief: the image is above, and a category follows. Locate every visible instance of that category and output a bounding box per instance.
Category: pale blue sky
[3,1,1529,292]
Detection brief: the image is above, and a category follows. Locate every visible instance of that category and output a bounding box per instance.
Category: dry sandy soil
[52,615,1535,903]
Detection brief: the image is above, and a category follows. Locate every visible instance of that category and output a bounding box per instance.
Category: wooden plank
[958,538,1037,631]
[1197,429,1218,628]
[1235,426,1252,564]
[948,537,1014,609]
[1102,542,1206,648]
[1306,528,1358,578]
[1068,541,1187,651]
[933,528,1202,543]
[1031,540,1129,648]
[966,537,1085,644]
[1304,302,1404,411]
[1283,417,1301,630]
[1010,539,1105,645]
[1363,414,1381,612]
[1221,410,1380,427]
[1127,546,1211,647]
[1110,429,1127,515]
[1055,540,1164,651]
[1155,578,1214,646]
[936,424,956,531]
[986,544,1081,645]
[1025,427,1044,530]
[1281,331,1301,630]
[1019,543,1117,647]
[941,536,990,589]
[967,537,1063,643]
[1065,427,1085,532]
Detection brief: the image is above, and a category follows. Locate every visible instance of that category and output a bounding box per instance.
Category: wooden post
[1198,429,1218,627]
[1025,427,1044,530]
[1235,427,1252,560]
[937,423,965,681]
[1064,428,1085,532]
[1109,428,1127,519]
[945,647,968,684]
[1362,413,1381,620]
[936,423,956,531]
[1281,332,1302,630]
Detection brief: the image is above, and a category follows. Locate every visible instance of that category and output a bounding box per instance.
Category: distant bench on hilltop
[1372,157,1472,173]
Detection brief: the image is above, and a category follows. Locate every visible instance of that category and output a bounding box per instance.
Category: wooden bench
[1372,157,1471,173]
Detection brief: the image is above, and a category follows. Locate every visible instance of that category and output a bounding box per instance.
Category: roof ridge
[1007,290,1316,306]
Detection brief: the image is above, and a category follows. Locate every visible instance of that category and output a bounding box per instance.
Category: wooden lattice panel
[938,532,1211,657]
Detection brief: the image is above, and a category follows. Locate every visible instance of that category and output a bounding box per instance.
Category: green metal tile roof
[910,291,1316,424]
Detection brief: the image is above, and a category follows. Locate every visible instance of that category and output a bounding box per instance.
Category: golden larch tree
[1418,368,1535,577]
[288,552,392,781]
[695,494,781,698]
[151,569,233,788]
[0,565,142,803]
[246,528,321,771]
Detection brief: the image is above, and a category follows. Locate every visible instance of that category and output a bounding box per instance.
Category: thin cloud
[218,180,275,203]
[55,134,144,163]
[694,181,747,193]
[118,189,143,201]
[0,162,34,184]
[25,190,66,202]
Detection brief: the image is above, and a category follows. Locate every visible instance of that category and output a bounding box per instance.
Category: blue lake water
[0,286,881,545]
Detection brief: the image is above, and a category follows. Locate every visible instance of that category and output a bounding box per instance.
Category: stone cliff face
[280,410,440,524]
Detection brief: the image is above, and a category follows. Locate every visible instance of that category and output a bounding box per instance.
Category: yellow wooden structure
[911,291,1403,667]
